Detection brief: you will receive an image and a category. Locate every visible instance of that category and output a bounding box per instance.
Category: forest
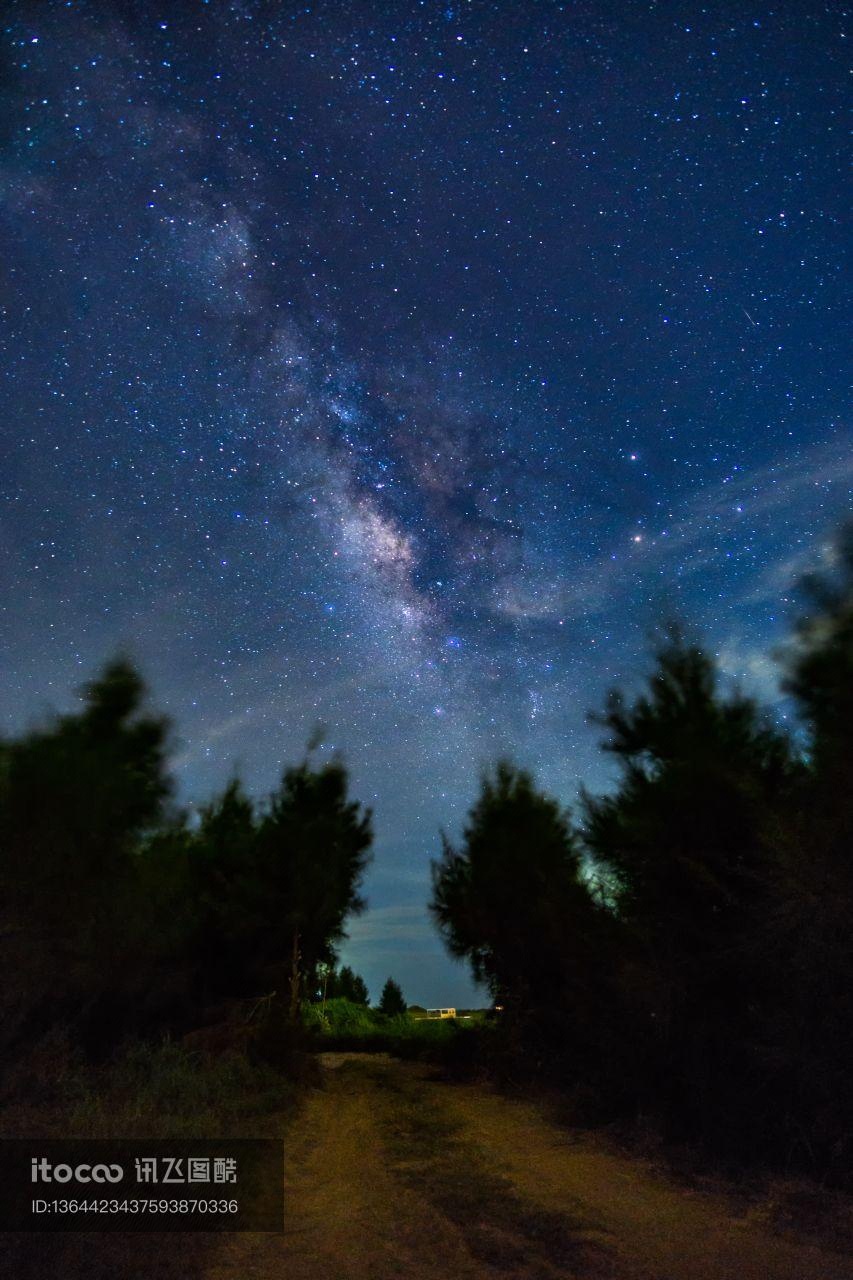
[1,523,851,1186]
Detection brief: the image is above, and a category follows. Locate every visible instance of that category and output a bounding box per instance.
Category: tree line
[0,673,372,1061]
[431,524,853,1180]
[2,523,850,1182]
[318,965,408,1017]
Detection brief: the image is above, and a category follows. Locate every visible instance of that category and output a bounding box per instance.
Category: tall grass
[63,1040,297,1138]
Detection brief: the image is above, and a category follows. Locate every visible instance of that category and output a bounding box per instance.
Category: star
[0,0,846,1004]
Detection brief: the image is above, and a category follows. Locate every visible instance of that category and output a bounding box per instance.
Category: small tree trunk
[289,929,301,1021]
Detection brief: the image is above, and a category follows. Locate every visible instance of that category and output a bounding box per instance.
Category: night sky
[1,2,849,1005]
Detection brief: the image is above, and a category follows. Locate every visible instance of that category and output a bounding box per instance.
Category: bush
[303,1000,483,1062]
[318,997,378,1037]
[65,1040,298,1138]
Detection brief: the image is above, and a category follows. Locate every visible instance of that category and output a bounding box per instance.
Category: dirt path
[211,1054,853,1280]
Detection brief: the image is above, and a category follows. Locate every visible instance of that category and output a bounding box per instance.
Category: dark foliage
[0,666,372,1069]
[326,965,370,1004]
[0,660,173,1055]
[378,977,407,1017]
[431,526,853,1182]
[582,631,800,1145]
[769,523,853,1178]
[430,761,624,1096]
[4,522,852,1186]
[259,761,372,1016]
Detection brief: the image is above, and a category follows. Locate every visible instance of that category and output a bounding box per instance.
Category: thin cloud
[489,437,853,624]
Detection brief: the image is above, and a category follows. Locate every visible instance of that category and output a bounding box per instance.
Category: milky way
[1,2,849,1002]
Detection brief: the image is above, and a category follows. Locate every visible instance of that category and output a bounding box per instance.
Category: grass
[0,1037,299,1280]
[67,1038,297,1138]
[303,998,474,1059]
[1,1032,304,1141]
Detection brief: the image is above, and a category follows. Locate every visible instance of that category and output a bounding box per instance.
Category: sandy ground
[203,1053,853,1280]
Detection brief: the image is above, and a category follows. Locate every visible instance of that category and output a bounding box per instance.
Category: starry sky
[1,1,849,1005]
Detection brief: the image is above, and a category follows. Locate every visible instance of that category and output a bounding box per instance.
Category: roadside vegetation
[431,523,853,1185]
[1,521,851,1198]
[0,661,371,1139]
[303,996,471,1058]
[4,1038,300,1142]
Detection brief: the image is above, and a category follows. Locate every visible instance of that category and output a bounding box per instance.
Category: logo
[31,1159,123,1184]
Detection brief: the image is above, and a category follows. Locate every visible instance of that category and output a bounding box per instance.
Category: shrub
[66,1039,296,1138]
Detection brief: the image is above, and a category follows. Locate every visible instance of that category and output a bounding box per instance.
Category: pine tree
[582,631,797,1139]
[431,761,602,1012]
[257,761,372,1018]
[0,658,173,1051]
[330,965,369,1005]
[378,977,406,1017]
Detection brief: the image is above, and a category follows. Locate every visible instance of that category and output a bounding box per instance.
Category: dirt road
[209,1052,853,1280]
